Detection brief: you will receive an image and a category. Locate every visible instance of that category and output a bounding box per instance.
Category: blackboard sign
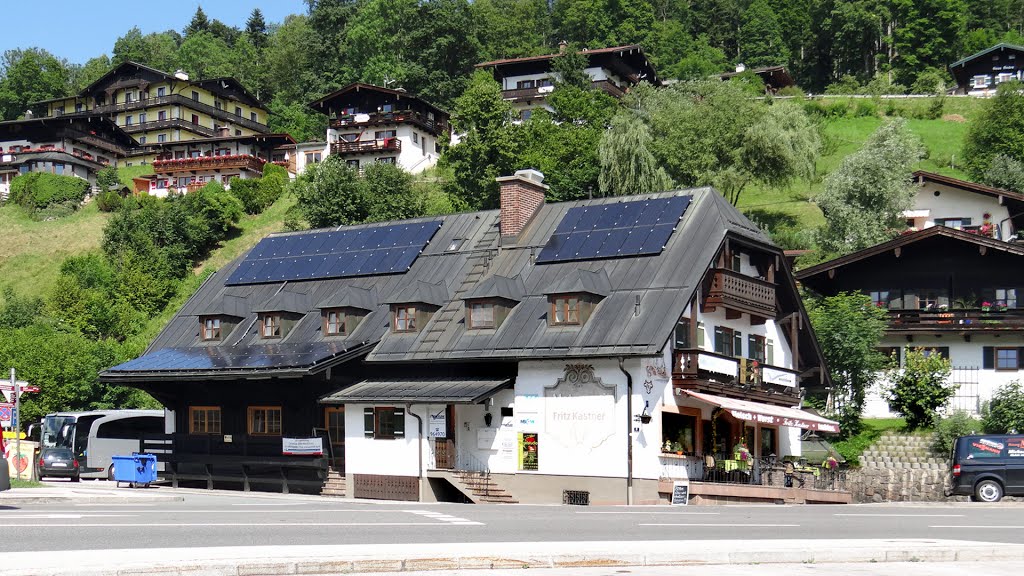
[671,481,689,506]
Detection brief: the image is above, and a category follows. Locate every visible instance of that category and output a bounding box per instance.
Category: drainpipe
[407,403,424,502]
[618,357,633,506]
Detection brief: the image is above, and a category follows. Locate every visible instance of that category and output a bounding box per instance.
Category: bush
[853,100,877,118]
[983,380,1024,433]
[96,166,120,191]
[933,411,983,456]
[924,95,945,120]
[825,75,861,95]
[823,100,850,118]
[777,86,805,99]
[884,347,954,430]
[8,172,90,210]
[96,190,124,212]
[228,178,262,214]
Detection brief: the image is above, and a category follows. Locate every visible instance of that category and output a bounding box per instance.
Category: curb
[5,539,1024,576]
[0,494,184,505]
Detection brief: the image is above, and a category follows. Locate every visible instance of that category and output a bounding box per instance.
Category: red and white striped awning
[682,390,840,434]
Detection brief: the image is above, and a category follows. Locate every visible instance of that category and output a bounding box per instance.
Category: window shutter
[1019,348,1024,369]
[766,339,774,365]
[748,334,757,356]
[983,347,994,370]
[364,408,375,438]
[393,408,406,438]
[734,331,743,358]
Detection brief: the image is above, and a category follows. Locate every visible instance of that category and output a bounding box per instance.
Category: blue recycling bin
[112,453,157,487]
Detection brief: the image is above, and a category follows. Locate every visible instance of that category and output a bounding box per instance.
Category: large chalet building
[102,171,842,505]
[304,83,449,175]
[950,43,1024,95]
[476,44,660,119]
[0,116,137,201]
[798,171,1024,417]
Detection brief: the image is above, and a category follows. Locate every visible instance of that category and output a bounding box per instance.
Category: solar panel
[536,196,691,263]
[107,342,352,373]
[226,220,442,285]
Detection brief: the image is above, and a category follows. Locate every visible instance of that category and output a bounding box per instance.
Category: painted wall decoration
[543,363,616,452]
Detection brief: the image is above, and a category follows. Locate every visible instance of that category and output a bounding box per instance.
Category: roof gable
[308,83,448,117]
[951,42,1024,68]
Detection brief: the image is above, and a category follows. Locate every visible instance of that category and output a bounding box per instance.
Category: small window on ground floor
[363,407,405,439]
[997,348,1020,371]
[189,406,222,434]
[248,406,282,436]
[662,412,697,454]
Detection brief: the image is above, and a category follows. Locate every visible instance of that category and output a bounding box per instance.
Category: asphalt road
[2,486,1022,552]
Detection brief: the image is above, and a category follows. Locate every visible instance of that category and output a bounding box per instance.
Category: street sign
[0,381,39,393]
[0,405,12,421]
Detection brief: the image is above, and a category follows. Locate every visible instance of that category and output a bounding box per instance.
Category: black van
[948,434,1024,502]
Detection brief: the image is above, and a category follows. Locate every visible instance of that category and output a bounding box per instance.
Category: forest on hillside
[2,0,1024,138]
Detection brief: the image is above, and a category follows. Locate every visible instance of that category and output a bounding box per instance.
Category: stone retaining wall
[847,466,951,503]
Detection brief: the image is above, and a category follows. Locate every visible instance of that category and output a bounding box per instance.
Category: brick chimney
[497,169,547,242]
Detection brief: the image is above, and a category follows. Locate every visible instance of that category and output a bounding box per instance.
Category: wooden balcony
[330,110,447,134]
[92,94,269,133]
[501,86,550,101]
[705,268,776,319]
[330,138,401,155]
[592,79,627,98]
[152,154,266,174]
[122,118,216,138]
[888,308,1024,333]
[672,350,800,406]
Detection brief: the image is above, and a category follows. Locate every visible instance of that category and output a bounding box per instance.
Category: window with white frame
[973,75,991,88]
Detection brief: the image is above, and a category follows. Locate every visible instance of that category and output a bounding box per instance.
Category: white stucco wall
[863,334,1024,417]
[345,403,421,477]
[908,182,1012,239]
[695,305,794,370]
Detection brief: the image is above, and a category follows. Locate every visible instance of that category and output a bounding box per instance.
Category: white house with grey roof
[102,170,842,505]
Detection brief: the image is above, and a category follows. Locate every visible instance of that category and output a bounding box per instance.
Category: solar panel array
[226,221,442,285]
[108,343,348,372]
[536,196,691,263]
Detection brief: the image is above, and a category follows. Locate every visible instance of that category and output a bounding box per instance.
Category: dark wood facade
[950,43,1024,94]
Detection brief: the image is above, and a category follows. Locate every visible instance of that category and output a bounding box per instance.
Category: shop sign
[281,437,323,456]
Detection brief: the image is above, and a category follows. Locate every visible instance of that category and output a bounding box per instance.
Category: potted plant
[982,301,993,312]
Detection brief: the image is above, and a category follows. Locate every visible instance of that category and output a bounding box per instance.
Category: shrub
[884,347,954,430]
[825,75,861,95]
[777,86,805,99]
[924,95,945,120]
[853,100,877,117]
[96,166,120,191]
[823,100,850,118]
[8,172,90,210]
[96,190,124,212]
[983,380,1024,433]
[228,178,262,214]
[933,411,983,456]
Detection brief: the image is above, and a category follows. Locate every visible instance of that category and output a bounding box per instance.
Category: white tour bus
[40,410,165,479]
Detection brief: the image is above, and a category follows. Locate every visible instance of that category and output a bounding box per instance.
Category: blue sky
[1,1,307,65]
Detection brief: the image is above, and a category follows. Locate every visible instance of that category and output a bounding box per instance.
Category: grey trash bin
[0,458,10,491]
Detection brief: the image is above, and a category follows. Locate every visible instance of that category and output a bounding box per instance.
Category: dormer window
[393,305,417,332]
[202,317,222,341]
[324,309,345,336]
[551,295,580,325]
[260,313,282,338]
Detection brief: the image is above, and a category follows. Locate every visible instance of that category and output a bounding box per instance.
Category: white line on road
[835,514,965,518]
[6,508,415,515]
[4,522,484,528]
[639,523,799,527]
[576,511,720,515]
[0,514,138,519]
[931,525,1024,529]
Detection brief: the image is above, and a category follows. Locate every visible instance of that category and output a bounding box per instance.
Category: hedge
[8,172,91,210]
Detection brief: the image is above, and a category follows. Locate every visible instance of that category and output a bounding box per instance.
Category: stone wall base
[847,467,949,503]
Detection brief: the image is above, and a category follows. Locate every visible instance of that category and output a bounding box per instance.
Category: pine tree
[246,8,269,50]
[738,0,789,68]
[185,6,210,38]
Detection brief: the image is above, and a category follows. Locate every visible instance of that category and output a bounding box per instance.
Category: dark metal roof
[193,293,250,317]
[463,274,526,301]
[102,187,824,380]
[543,269,612,297]
[950,42,1024,69]
[318,286,378,311]
[308,83,448,117]
[381,280,450,307]
[320,377,511,404]
[253,289,313,315]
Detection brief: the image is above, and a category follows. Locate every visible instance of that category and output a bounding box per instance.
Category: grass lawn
[832,417,909,466]
[10,478,43,488]
[0,201,109,306]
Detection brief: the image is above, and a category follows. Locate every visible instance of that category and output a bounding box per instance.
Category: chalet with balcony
[143,133,295,197]
[476,43,660,119]
[0,116,137,200]
[904,171,1024,241]
[719,64,795,94]
[29,61,271,163]
[797,226,1024,417]
[950,43,1024,95]
[101,172,840,505]
[307,83,449,175]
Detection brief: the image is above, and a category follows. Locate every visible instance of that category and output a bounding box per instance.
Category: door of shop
[432,405,456,469]
[324,406,345,471]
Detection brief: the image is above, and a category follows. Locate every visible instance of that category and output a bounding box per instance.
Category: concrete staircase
[319,468,346,498]
[859,432,947,471]
[450,470,519,504]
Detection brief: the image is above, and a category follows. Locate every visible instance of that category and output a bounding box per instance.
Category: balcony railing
[152,154,266,174]
[91,94,269,133]
[673,349,800,404]
[705,268,777,318]
[592,79,627,98]
[122,118,217,138]
[330,110,447,134]
[501,86,552,101]
[888,308,1024,331]
[330,138,401,155]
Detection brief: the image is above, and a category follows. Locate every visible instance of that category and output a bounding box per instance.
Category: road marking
[405,509,483,525]
[0,514,137,519]
[835,514,964,518]
[17,508,418,515]
[73,504,156,507]
[576,511,720,515]
[639,523,799,527]
[4,522,482,528]
[931,525,1024,529]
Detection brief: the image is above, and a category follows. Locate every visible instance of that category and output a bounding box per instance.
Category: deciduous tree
[885,347,955,430]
